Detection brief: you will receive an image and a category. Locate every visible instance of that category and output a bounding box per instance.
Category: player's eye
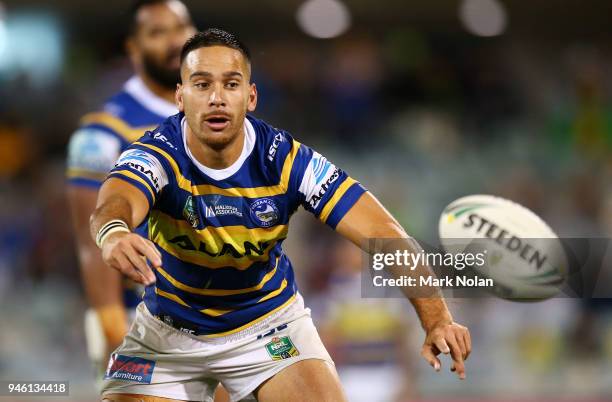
[225,81,239,89]
[194,82,210,89]
[148,27,166,38]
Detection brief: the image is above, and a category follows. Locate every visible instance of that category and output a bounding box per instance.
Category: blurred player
[66,0,195,376]
[92,29,471,402]
[312,238,417,402]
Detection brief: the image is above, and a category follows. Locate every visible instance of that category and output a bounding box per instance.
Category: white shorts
[101,294,333,402]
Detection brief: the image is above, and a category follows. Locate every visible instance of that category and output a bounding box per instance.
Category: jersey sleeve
[66,126,124,188]
[107,147,170,208]
[292,143,367,228]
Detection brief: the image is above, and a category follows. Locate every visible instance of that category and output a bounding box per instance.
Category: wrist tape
[95,219,130,248]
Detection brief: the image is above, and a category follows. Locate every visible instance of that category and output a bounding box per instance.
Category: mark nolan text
[373,275,494,288]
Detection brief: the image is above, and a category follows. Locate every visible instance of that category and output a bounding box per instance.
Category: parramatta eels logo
[183,196,200,229]
[250,198,279,227]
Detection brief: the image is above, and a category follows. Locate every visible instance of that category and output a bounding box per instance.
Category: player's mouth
[204,114,231,131]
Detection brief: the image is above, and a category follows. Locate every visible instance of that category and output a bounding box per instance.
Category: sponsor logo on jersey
[183,196,200,229]
[267,132,284,162]
[311,155,332,184]
[152,132,177,149]
[116,150,161,190]
[265,336,299,360]
[309,168,340,209]
[105,354,155,384]
[202,195,243,219]
[250,198,279,227]
[169,235,270,258]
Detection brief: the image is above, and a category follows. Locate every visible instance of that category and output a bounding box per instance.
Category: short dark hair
[128,0,182,35]
[180,28,251,66]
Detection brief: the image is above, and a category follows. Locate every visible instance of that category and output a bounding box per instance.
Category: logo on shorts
[183,196,200,229]
[250,198,279,227]
[105,354,156,384]
[265,336,299,361]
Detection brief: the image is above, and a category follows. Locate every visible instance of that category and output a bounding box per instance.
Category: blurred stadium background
[0,0,611,401]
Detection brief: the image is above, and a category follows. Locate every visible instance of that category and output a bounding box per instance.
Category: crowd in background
[0,1,611,400]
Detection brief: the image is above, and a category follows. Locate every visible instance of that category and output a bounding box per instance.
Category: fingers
[455,330,467,360]
[421,345,441,372]
[464,329,472,360]
[104,234,160,285]
[433,337,450,355]
[113,253,150,285]
[132,237,162,267]
[446,333,466,380]
[423,323,472,380]
[124,248,156,285]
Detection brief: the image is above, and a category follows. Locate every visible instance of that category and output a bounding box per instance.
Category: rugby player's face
[129,1,195,88]
[177,46,257,149]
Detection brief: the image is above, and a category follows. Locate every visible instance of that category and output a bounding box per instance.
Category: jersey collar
[181,116,256,181]
[124,76,178,118]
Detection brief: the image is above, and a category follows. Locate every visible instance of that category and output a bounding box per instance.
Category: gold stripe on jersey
[81,112,156,142]
[200,306,235,317]
[203,293,297,338]
[109,170,156,203]
[319,177,357,223]
[157,287,238,317]
[66,167,108,181]
[156,256,280,297]
[134,139,302,198]
[156,288,190,307]
[149,211,287,269]
[258,279,288,303]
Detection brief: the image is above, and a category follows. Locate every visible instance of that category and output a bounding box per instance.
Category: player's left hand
[421,321,471,380]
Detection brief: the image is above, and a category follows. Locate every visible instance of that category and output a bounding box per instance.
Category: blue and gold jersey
[67,76,177,308]
[66,76,178,188]
[109,113,367,336]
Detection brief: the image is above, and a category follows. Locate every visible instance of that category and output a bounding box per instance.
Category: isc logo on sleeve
[105,354,156,384]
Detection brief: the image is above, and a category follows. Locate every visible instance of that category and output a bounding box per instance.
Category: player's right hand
[101,232,161,285]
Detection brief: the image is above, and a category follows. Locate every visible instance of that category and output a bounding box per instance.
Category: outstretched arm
[90,178,161,286]
[335,192,471,379]
[68,185,128,352]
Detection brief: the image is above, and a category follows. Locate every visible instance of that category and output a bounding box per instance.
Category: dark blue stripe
[154,270,286,309]
[325,183,367,229]
[107,172,154,208]
[146,274,296,335]
[67,177,102,188]
[154,245,285,291]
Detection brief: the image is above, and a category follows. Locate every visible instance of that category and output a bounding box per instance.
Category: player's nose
[208,87,226,107]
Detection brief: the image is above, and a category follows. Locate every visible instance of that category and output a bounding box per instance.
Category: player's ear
[125,37,139,65]
[176,83,184,112]
[247,83,257,112]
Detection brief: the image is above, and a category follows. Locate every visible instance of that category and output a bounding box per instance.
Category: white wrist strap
[96,219,130,249]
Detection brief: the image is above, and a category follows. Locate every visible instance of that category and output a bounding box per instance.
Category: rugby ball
[438,194,567,300]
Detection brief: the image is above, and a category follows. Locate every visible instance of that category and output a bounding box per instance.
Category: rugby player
[92,28,471,402]
[66,0,195,372]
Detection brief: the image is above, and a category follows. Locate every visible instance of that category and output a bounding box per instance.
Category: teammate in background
[92,29,471,402]
[66,0,195,374]
[311,238,417,402]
